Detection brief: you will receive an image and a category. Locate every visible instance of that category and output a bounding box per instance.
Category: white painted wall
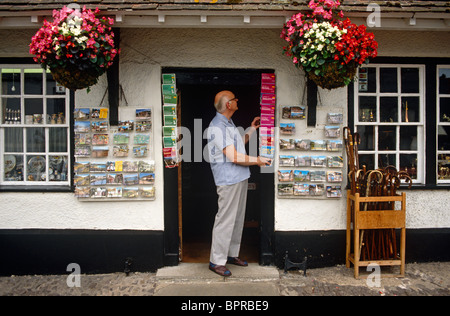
[0,28,449,231]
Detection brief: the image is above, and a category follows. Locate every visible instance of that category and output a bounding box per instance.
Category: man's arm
[244,117,260,145]
[223,145,271,167]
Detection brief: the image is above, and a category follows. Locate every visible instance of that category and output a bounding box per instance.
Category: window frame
[0,62,73,191]
[353,63,426,184]
[437,64,450,184]
[348,57,450,189]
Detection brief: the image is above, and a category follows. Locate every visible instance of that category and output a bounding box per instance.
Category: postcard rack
[346,190,406,279]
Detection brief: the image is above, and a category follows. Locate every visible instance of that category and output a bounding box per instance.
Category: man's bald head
[214,90,234,113]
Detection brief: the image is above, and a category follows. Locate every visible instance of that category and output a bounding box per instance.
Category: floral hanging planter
[29,6,119,91]
[281,0,378,90]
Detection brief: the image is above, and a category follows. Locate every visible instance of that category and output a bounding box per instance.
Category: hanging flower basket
[29,6,119,91]
[307,62,358,90]
[281,0,377,90]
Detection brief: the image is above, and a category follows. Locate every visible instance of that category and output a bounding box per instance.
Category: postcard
[164,115,177,126]
[326,185,342,198]
[279,139,295,150]
[325,126,340,138]
[311,156,326,167]
[106,161,115,171]
[261,104,275,115]
[74,162,90,173]
[139,172,155,185]
[310,170,326,182]
[133,145,148,157]
[295,155,311,167]
[140,186,155,198]
[74,121,90,133]
[90,187,107,198]
[122,187,139,198]
[74,108,90,120]
[74,174,90,186]
[91,146,109,158]
[163,105,176,116]
[260,127,275,137]
[123,161,138,172]
[327,140,343,152]
[107,187,122,198]
[327,113,343,124]
[309,184,325,196]
[163,136,177,148]
[327,171,343,182]
[294,170,309,182]
[136,108,151,119]
[113,145,129,157]
[260,136,274,147]
[74,186,90,198]
[291,106,305,119]
[278,170,294,182]
[113,133,130,145]
[90,162,106,173]
[135,120,152,132]
[279,155,295,167]
[260,146,274,158]
[91,121,108,132]
[118,120,134,132]
[280,123,295,135]
[75,133,91,146]
[294,183,309,196]
[295,139,310,151]
[106,173,123,185]
[261,84,276,94]
[311,140,327,151]
[90,173,107,186]
[278,184,293,196]
[91,108,108,119]
[261,113,275,127]
[327,156,344,168]
[123,173,139,186]
[163,126,177,137]
[282,107,291,119]
[74,145,91,157]
[139,161,155,173]
[92,134,109,146]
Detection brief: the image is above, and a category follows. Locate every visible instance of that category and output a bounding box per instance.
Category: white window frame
[0,64,71,187]
[354,64,426,184]
[437,65,450,184]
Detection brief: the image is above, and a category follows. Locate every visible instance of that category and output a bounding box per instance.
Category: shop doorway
[162,67,275,265]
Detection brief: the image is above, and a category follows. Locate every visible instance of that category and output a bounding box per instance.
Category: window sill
[0,185,73,193]
[400,184,450,190]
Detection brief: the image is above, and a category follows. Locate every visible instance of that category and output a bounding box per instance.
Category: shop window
[354,65,425,183]
[437,65,450,183]
[0,66,70,187]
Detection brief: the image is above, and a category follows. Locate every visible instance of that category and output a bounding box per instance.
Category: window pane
[378,153,396,169]
[378,126,396,151]
[400,126,418,150]
[401,68,419,93]
[4,127,23,152]
[359,154,374,170]
[400,154,417,179]
[49,127,67,152]
[24,69,43,95]
[439,97,450,122]
[380,97,398,122]
[402,97,420,122]
[2,97,21,124]
[4,154,23,181]
[358,96,376,122]
[49,155,68,181]
[26,155,46,181]
[380,68,397,93]
[46,72,66,95]
[47,99,66,124]
[438,154,450,180]
[24,98,44,124]
[1,69,21,95]
[439,68,450,95]
[26,127,45,152]
[356,125,375,150]
[438,125,450,150]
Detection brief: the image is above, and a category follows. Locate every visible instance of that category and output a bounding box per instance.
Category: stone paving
[0,261,449,296]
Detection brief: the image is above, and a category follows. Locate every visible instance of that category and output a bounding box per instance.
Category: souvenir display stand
[346,190,406,279]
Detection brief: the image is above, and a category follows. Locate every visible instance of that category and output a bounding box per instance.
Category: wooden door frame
[162,67,275,266]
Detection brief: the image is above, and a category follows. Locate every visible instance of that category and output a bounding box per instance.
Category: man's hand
[251,116,261,129]
[256,156,272,167]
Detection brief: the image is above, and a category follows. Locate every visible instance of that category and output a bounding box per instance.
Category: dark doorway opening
[163,67,275,265]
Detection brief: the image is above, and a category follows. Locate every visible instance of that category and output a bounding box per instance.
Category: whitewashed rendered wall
[0,28,449,231]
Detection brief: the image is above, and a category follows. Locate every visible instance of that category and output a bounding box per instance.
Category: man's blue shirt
[207,112,250,186]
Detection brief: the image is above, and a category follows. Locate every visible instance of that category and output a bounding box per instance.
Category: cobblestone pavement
[0,262,449,296]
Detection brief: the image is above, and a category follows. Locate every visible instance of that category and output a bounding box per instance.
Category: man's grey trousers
[210,179,248,266]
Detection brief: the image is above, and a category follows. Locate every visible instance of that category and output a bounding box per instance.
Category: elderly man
[207,90,271,277]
